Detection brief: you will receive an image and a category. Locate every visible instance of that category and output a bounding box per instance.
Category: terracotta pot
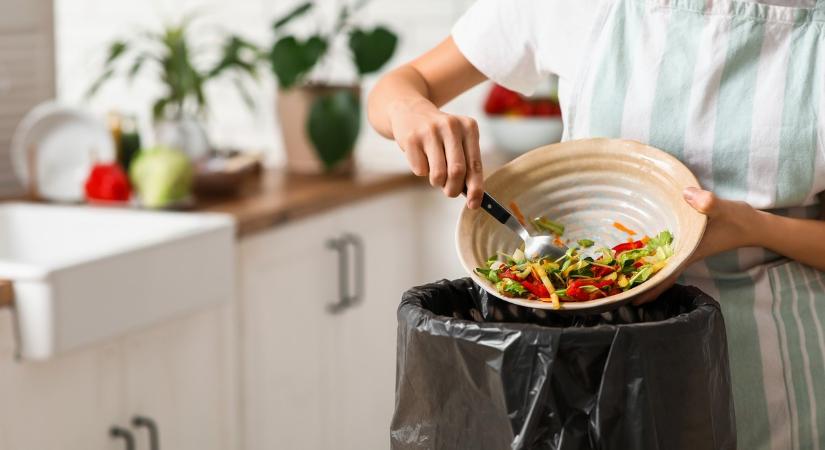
[276,84,359,174]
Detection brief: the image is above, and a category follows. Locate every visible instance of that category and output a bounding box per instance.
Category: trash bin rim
[399,280,720,337]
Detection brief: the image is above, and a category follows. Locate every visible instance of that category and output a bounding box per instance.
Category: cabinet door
[240,189,422,450]
[120,304,237,450]
[240,212,339,450]
[0,308,122,450]
[323,190,419,450]
[412,189,467,284]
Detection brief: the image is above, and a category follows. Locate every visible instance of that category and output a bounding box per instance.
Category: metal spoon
[470,190,567,260]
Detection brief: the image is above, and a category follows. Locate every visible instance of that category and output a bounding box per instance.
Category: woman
[368,0,825,448]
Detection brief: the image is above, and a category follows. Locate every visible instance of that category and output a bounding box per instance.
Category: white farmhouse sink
[0,202,235,360]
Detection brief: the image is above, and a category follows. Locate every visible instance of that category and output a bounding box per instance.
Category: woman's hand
[632,187,758,305]
[367,38,488,209]
[388,97,484,208]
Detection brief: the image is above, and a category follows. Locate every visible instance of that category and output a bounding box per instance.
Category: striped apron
[563,0,825,448]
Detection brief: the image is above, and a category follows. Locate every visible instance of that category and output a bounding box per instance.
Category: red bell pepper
[521,279,549,298]
[612,240,645,254]
[566,279,615,301]
[591,265,615,278]
[84,162,131,203]
[500,269,549,298]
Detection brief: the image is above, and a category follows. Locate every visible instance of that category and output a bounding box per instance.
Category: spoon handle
[462,187,516,224]
[463,187,532,241]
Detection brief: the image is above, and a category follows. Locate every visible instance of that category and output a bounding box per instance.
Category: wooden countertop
[194,168,422,237]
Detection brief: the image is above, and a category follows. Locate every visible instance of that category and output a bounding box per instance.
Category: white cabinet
[0,303,237,450]
[411,189,468,284]
[0,185,467,450]
[240,189,420,450]
[121,303,238,450]
[0,307,121,450]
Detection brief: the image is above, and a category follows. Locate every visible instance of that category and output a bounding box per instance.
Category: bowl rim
[456,138,708,313]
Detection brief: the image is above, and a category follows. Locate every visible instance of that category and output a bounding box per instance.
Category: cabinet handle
[110,426,135,450]
[326,233,365,313]
[326,236,350,313]
[132,415,160,450]
[342,233,364,307]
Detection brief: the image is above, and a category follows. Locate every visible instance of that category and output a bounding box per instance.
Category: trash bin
[391,278,736,450]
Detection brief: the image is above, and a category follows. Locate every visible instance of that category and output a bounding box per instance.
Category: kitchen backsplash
[54,0,490,174]
[0,0,54,197]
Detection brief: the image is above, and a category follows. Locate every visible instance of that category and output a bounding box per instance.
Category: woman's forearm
[753,210,825,272]
[367,65,433,139]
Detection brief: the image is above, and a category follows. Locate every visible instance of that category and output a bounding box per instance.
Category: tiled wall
[54,0,491,172]
[0,0,54,196]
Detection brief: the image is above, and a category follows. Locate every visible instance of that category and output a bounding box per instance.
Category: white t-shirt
[451,0,603,116]
[451,0,815,117]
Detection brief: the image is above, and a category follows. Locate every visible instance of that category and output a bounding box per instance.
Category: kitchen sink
[0,202,235,360]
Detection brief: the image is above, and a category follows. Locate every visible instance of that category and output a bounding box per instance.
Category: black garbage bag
[392,278,735,450]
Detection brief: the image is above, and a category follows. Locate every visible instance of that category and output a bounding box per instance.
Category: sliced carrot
[553,237,564,247]
[509,201,527,227]
[641,235,650,245]
[627,237,633,243]
[613,221,637,236]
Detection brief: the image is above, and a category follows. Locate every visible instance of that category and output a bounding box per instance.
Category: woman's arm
[682,188,825,272]
[753,210,825,272]
[367,37,488,208]
[635,188,825,304]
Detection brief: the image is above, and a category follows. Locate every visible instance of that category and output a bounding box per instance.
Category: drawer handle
[342,233,364,307]
[132,415,160,450]
[110,426,135,450]
[326,233,365,313]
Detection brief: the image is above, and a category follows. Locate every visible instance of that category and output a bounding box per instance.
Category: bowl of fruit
[484,82,563,156]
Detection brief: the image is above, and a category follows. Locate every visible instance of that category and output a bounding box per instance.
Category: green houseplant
[88,17,259,160]
[266,1,398,173]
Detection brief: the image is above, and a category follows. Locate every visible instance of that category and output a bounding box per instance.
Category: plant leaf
[273,2,313,31]
[209,35,259,79]
[307,90,360,169]
[348,26,397,75]
[269,35,327,88]
[152,97,170,119]
[85,67,115,98]
[105,40,128,66]
[126,55,147,82]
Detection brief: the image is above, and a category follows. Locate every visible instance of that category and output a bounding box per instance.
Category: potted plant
[87,17,259,161]
[265,1,398,173]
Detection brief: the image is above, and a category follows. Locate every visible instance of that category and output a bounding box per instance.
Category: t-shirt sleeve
[451,0,544,95]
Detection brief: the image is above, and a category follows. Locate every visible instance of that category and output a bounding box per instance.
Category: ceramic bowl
[456,138,707,312]
[486,116,564,156]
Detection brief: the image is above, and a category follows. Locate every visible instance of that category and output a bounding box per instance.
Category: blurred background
[0,1,562,449]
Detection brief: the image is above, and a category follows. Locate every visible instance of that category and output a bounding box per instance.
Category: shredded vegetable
[613,221,637,236]
[508,201,527,227]
[476,228,675,310]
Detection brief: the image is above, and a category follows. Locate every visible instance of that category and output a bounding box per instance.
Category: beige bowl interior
[457,138,707,312]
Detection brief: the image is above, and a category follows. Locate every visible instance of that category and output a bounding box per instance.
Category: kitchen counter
[195,168,422,237]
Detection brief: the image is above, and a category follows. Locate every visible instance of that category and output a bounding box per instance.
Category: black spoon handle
[462,186,513,225]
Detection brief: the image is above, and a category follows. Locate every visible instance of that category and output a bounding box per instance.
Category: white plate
[11,102,115,202]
